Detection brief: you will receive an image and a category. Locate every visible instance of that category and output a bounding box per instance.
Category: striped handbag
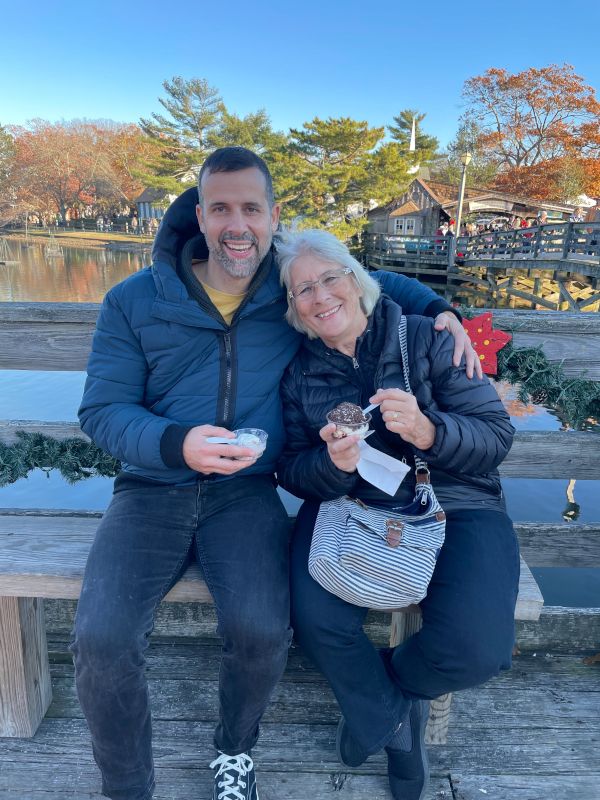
[308,316,446,609]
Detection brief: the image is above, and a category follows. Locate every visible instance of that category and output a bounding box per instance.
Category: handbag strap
[398,315,430,477]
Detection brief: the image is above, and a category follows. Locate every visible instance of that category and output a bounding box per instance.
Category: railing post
[447,236,457,272]
[533,227,541,258]
[562,223,573,260]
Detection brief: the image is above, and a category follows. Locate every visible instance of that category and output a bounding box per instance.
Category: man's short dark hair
[197,147,275,208]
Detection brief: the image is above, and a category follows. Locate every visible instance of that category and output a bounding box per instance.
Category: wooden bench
[2,304,599,745]
[0,511,541,741]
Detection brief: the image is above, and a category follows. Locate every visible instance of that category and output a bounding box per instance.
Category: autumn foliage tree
[464,64,600,168]
[9,120,151,221]
[462,64,600,200]
[0,124,17,226]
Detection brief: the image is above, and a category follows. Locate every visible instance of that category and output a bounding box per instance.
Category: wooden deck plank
[0,760,452,799]
[452,774,600,799]
[0,637,597,798]
[43,675,600,729]
[47,636,600,691]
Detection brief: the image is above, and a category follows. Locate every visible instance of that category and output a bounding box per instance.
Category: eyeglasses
[288,267,354,301]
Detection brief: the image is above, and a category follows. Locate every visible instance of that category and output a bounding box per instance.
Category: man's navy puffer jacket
[277,296,515,512]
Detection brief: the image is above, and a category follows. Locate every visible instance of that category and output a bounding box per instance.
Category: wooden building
[135,188,177,223]
[368,179,576,237]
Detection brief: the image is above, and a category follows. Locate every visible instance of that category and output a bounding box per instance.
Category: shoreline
[3,231,153,253]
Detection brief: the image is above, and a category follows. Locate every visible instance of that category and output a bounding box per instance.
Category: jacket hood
[152,186,209,267]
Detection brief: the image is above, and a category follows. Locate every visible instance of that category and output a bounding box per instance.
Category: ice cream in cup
[326,402,371,439]
[232,428,268,459]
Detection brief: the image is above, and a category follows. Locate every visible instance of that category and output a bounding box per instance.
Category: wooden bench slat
[0,514,543,620]
[2,422,598,479]
[2,304,599,371]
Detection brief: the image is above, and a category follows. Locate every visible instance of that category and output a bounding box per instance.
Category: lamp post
[455,151,472,238]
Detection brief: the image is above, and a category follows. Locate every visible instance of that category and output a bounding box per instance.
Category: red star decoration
[462,312,512,375]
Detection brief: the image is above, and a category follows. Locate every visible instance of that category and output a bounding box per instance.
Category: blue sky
[2,0,599,148]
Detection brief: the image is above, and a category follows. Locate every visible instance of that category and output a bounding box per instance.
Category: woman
[275,229,519,800]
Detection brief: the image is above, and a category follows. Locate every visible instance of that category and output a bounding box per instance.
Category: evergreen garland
[0,342,598,487]
[0,431,120,488]
[497,342,600,429]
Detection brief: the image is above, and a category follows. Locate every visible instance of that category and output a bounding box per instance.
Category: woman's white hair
[275,228,381,338]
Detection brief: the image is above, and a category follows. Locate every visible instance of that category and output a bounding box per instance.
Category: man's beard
[211,233,271,279]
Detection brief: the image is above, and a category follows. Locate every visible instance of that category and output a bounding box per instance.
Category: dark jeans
[291,501,520,755]
[70,475,291,800]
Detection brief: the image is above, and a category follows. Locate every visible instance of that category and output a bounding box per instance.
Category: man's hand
[369,388,436,450]
[434,310,483,379]
[319,423,360,473]
[182,425,259,475]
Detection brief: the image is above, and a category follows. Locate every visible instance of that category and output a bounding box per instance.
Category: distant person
[584,202,600,253]
[131,215,138,234]
[569,207,585,223]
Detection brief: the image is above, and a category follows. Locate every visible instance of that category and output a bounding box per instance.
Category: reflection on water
[0,242,149,302]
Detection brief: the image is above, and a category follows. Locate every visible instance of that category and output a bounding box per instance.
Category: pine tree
[285,117,388,237]
[138,77,224,189]
[388,109,439,166]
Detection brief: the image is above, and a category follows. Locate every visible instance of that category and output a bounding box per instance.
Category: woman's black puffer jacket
[277,296,515,513]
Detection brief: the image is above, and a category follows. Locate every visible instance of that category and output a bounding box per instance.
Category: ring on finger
[391,411,399,421]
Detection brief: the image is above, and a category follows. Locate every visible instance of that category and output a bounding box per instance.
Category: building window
[393,217,417,234]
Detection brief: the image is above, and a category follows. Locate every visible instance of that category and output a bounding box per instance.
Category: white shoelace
[210,751,255,800]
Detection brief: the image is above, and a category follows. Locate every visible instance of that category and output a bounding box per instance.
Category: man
[72,147,480,800]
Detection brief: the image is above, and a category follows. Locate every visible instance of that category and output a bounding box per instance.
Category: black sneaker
[386,700,430,800]
[335,716,371,768]
[210,751,258,800]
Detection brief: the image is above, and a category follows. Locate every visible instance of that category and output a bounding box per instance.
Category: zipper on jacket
[222,333,233,424]
[352,356,359,369]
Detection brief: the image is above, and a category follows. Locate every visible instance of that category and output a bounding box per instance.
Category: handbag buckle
[415,467,430,484]
[385,519,404,547]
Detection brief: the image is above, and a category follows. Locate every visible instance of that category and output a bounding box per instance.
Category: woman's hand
[370,388,436,450]
[319,423,361,473]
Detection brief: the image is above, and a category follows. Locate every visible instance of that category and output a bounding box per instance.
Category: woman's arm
[372,318,514,474]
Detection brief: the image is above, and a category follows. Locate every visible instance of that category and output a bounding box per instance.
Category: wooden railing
[365,232,451,265]
[458,222,600,267]
[365,223,600,273]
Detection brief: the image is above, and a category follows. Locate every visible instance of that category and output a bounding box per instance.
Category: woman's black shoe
[335,716,371,768]
[386,700,430,800]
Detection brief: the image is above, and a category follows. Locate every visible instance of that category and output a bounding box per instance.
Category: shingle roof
[389,200,420,217]
[135,188,170,204]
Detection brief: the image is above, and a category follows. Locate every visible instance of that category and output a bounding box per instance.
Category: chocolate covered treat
[326,402,371,439]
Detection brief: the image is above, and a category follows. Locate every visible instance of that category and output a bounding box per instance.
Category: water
[0,240,149,302]
[1,243,598,607]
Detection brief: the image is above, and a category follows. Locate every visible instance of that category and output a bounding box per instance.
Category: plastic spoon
[362,402,380,415]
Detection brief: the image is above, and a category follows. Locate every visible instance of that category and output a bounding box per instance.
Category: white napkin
[356,440,412,496]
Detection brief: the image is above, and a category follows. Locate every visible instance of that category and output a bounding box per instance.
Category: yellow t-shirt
[200,281,246,326]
